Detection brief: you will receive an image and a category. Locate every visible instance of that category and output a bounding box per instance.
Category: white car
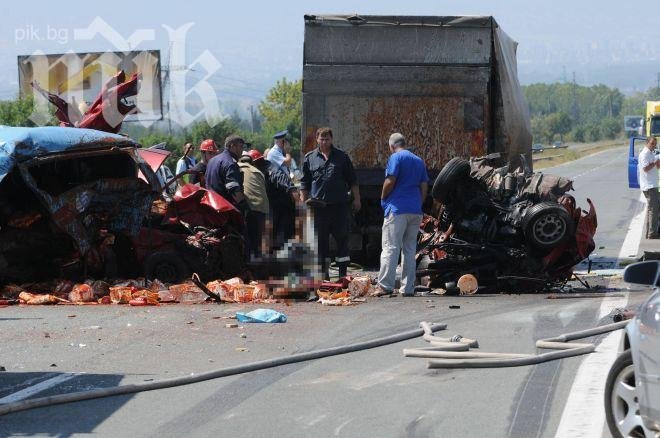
[605,260,660,437]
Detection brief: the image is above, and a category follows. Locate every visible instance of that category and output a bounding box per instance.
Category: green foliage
[523,82,653,143]
[0,97,57,127]
[258,78,302,150]
[187,118,237,148]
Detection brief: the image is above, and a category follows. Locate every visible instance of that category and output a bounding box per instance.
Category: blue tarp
[0,126,137,184]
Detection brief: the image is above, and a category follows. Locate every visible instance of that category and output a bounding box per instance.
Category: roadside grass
[533,139,624,170]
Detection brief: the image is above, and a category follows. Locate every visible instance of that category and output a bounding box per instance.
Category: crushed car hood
[0,126,137,184]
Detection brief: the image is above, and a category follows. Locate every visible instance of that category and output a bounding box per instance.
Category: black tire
[143,251,191,283]
[522,202,574,251]
[604,350,648,438]
[431,158,470,203]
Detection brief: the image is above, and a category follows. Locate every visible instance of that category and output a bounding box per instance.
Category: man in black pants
[300,127,361,278]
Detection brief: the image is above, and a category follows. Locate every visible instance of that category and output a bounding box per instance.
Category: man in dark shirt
[205,134,248,213]
[301,127,361,278]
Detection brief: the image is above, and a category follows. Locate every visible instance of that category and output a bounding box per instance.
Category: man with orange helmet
[188,139,219,187]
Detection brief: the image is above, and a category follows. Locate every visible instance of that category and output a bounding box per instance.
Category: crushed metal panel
[18,165,155,255]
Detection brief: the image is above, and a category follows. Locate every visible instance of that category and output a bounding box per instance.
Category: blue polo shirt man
[375,133,429,296]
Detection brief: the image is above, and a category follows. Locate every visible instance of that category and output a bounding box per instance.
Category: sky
[1,0,659,110]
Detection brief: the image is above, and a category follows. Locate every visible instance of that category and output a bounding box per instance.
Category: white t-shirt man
[638,147,659,191]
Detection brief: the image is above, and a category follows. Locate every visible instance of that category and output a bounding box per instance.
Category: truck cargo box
[301,15,532,264]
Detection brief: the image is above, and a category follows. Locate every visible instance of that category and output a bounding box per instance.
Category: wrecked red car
[417,154,597,292]
[0,126,245,286]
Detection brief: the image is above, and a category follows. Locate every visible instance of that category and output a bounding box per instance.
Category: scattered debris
[225,323,238,328]
[449,305,461,309]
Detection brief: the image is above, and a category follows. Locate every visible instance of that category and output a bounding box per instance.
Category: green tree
[546,112,573,141]
[0,97,57,127]
[258,78,302,150]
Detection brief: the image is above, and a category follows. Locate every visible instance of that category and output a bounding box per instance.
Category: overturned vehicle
[0,126,245,286]
[417,154,597,292]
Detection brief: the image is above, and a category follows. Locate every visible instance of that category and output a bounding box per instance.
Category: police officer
[205,134,248,214]
[301,127,361,278]
[266,130,298,249]
[267,130,293,175]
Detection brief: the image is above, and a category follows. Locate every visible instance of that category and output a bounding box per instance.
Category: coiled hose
[404,320,629,369]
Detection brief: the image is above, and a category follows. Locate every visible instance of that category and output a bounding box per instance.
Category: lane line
[0,373,78,404]
[617,192,647,260]
[553,290,629,438]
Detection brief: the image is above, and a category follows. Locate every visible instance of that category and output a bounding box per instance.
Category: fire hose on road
[404,320,629,369]
[0,319,629,416]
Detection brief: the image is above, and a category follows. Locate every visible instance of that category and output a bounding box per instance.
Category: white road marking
[0,373,78,404]
[569,153,624,181]
[553,291,629,438]
[617,192,647,260]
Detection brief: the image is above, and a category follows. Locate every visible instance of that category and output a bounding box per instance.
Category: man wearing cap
[266,130,298,247]
[175,142,197,188]
[373,133,429,297]
[267,130,293,175]
[301,127,360,278]
[188,139,219,188]
[238,150,270,258]
[205,134,248,214]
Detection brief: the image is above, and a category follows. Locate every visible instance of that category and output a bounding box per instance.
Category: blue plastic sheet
[236,308,287,323]
[0,126,136,184]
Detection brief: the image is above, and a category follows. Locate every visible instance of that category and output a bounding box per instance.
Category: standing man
[267,130,293,175]
[175,142,197,188]
[301,127,360,278]
[238,150,270,258]
[266,130,298,247]
[638,136,660,239]
[189,139,219,188]
[373,133,429,297]
[205,134,248,215]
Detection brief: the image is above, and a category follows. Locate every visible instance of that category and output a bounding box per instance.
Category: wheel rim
[610,364,652,438]
[532,213,566,245]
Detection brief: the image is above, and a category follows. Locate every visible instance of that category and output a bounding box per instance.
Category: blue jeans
[377,213,422,295]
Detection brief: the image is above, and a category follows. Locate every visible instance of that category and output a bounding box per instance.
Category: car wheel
[143,251,191,283]
[605,350,653,438]
[522,202,574,251]
[431,157,470,203]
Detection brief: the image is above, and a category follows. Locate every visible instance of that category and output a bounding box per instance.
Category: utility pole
[571,72,580,123]
[249,105,255,133]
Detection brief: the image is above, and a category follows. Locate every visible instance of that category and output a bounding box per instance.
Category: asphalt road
[0,145,655,437]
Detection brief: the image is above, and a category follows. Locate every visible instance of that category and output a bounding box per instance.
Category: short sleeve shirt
[301,146,357,204]
[638,147,659,191]
[381,149,429,216]
[267,145,288,175]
